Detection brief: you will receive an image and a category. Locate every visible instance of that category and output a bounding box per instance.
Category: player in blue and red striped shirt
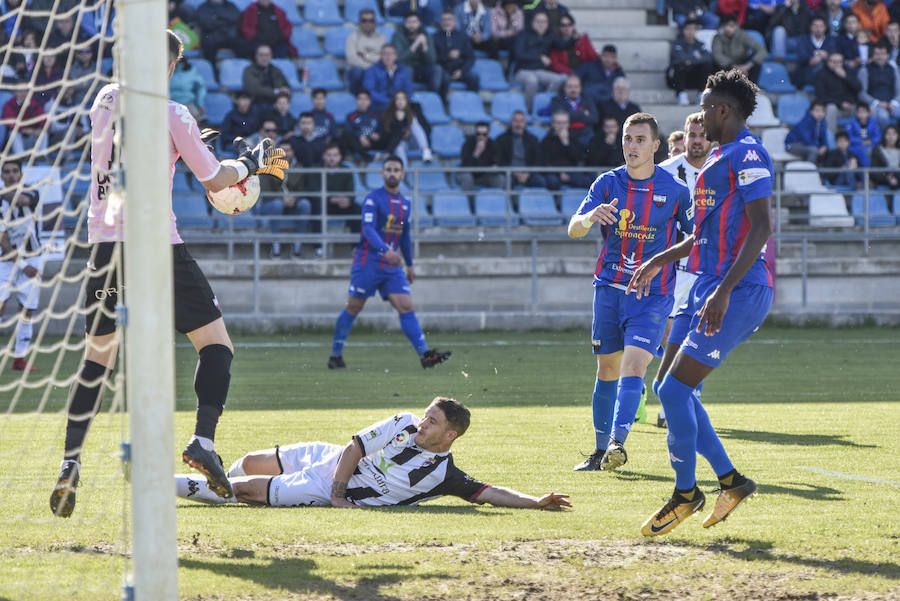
[628,68,773,537]
[568,112,693,473]
[328,156,450,370]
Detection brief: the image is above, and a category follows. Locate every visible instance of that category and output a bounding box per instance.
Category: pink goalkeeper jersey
[88,83,221,243]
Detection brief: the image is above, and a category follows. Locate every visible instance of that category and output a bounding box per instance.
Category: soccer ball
[206,175,261,215]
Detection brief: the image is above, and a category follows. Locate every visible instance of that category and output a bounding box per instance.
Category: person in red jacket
[239,0,297,58]
[1,86,47,156]
[549,14,599,74]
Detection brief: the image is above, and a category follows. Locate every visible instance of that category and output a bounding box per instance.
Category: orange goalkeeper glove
[233,137,290,181]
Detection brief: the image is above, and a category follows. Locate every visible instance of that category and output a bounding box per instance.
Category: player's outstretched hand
[536,493,571,511]
[696,284,730,336]
[626,257,662,299]
[200,127,220,154]
[330,497,359,509]
[234,137,290,181]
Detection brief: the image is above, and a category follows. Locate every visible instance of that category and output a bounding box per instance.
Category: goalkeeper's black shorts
[84,242,222,336]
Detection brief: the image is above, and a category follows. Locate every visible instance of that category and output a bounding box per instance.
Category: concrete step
[571,8,647,28]
[620,71,668,89]
[640,103,698,134]
[604,39,670,72]
[630,88,678,104]
[587,25,676,41]
[568,0,655,10]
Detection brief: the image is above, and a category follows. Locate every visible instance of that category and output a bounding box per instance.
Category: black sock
[717,469,747,489]
[674,486,698,502]
[63,360,110,462]
[193,344,232,440]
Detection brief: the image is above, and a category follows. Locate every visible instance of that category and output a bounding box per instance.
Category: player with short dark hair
[175,397,571,510]
[49,30,289,518]
[628,68,772,536]
[567,112,693,473]
[327,157,450,371]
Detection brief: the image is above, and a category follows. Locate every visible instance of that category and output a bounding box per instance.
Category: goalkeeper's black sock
[193,344,232,441]
[63,360,110,462]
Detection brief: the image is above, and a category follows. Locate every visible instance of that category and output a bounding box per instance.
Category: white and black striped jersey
[659,153,701,272]
[347,413,489,507]
[0,192,41,257]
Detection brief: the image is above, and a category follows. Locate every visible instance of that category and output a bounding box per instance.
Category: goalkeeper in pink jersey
[50,31,289,518]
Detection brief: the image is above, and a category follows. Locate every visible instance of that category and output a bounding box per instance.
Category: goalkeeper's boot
[634,384,648,423]
[641,487,706,537]
[182,439,233,499]
[600,440,628,471]
[50,459,80,518]
[327,355,347,370]
[657,409,667,429]
[421,349,451,369]
[703,476,757,528]
[12,357,36,371]
[572,449,604,471]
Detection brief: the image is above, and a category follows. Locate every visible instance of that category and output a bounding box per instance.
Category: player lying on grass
[176,397,571,510]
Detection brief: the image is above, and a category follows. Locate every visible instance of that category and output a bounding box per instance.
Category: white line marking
[795,466,900,487]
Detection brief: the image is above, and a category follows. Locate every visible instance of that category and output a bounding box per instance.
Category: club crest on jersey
[652,194,667,206]
[742,149,761,163]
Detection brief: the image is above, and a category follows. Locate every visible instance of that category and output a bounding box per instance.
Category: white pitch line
[795,466,900,487]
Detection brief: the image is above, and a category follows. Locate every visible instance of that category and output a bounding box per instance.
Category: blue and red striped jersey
[354,187,413,270]
[576,165,693,295]
[689,129,773,287]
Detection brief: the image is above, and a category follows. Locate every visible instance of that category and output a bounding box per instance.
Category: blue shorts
[592,284,673,355]
[670,275,773,368]
[348,263,411,300]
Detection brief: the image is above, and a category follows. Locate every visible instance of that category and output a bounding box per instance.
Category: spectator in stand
[458,121,504,191]
[819,0,846,36]
[550,74,599,144]
[668,0,720,30]
[385,0,436,27]
[513,11,571,111]
[220,91,259,154]
[668,130,686,156]
[856,27,874,65]
[490,0,525,58]
[712,14,767,82]
[9,28,38,82]
[196,0,251,66]
[575,44,624,104]
[239,0,297,58]
[858,41,900,128]
[846,101,881,165]
[47,14,91,61]
[784,99,829,163]
[853,0,889,43]
[363,44,413,114]
[46,86,89,153]
[341,90,381,162]
[242,44,291,109]
[21,0,78,35]
[526,0,572,33]
[600,77,641,128]
[68,46,100,106]
[884,20,900,63]
[585,116,624,168]
[393,13,444,96]
[434,11,479,92]
[768,0,811,63]
[371,90,433,166]
[745,0,779,34]
[540,111,592,190]
[821,130,862,188]
[870,124,900,188]
[246,117,280,148]
[496,110,547,188]
[815,51,862,131]
[1,0,33,43]
[291,112,327,168]
[170,57,207,122]
[797,16,838,86]
[454,0,493,57]
[259,139,309,258]
[168,0,198,26]
[303,143,359,250]
[310,88,337,143]
[550,15,599,75]
[667,19,714,105]
[262,92,297,138]
[33,51,64,107]
[345,9,387,95]
[2,85,47,155]
[837,13,863,69]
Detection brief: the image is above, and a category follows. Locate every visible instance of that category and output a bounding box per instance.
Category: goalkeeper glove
[200,128,220,154]
[234,137,290,181]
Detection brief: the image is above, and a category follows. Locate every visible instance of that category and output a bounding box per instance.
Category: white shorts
[267,441,342,507]
[0,257,43,310]
[670,270,698,318]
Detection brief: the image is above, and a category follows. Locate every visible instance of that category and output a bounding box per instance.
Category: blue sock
[658,374,698,490]
[591,379,617,450]
[611,376,645,444]
[652,378,661,398]
[692,392,733,477]
[399,311,428,356]
[331,310,356,356]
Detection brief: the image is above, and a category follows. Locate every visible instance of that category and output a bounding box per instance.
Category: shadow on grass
[613,471,844,501]
[715,428,877,448]
[177,503,504,515]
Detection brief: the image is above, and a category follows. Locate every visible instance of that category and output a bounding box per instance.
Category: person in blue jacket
[784,99,829,163]
[845,101,882,166]
[363,45,414,114]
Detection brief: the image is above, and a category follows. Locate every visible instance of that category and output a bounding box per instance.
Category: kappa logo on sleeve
[742,149,761,163]
[738,167,770,186]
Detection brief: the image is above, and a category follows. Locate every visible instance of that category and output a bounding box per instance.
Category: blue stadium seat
[449,91,490,123]
[491,91,528,124]
[518,192,562,225]
[272,0,303,25]
[412,195,433,227]
[431,124,465,158]
[560,192,586,216]
[851,193,895,226]
[377,24,395,39]
[527,125,547,141]
[290,92,313,115]
[432,193,476,226]
[490,123,506,138]
[475,192,516,226]
[759,62,798,93]
[326,92,356,124]
[408,161,447,191]
[412,91,450,124]
[218,58,251,91]
[291,27,324,58]
[272,58,302,90]
[344,0,385,23]
[305,58,343,90]
[746,29,766,49]
[472,59,508,91]
[777,93,810,126]
[101,57,113,75]
[0,91,14,110]
[324,26,353,58]
[204,92,233,126]
[231,0,253,12]
[365,170,384,189]
[304,0,343,25]
[531,91,555,123]
[191,58,218,90]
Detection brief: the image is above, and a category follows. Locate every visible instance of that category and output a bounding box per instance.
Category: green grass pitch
[1,326,898,600]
